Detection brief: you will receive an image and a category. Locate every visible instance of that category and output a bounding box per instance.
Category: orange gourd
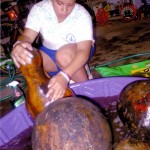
[20,48,73,119]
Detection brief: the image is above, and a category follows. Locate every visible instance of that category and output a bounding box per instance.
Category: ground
[89,19,150,78]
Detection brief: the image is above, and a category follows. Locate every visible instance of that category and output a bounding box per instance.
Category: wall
[107,0,120,4]
[107,0,143,8]
[132,0,143,8]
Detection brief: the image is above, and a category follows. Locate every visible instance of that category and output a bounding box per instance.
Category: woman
[11,0,95,101]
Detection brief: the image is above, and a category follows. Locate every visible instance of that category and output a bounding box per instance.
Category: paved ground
[89,19,150,78]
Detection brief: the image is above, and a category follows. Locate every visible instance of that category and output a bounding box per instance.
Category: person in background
[11,0,95,101]
[115,1,120,16]
[109,3,116,16]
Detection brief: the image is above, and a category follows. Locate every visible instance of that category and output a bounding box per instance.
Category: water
[93,95,130,148]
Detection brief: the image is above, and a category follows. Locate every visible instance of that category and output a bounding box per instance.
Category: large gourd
[116,80,150,149]
[32,97,112,150]
[20,48,73,119]
[117,80,150,141]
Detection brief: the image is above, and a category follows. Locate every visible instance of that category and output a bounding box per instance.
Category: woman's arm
[17,28,38,43]
[46,40,92,100]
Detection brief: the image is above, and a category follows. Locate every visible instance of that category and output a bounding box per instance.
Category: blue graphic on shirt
[66,33,76,43]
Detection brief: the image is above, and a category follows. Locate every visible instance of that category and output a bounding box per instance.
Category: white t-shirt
[25,0,94,50]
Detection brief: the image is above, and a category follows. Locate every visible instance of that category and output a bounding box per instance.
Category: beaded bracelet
[59,71,70,83]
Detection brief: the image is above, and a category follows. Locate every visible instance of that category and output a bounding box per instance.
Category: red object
[96,8,109,26]
[7,10,18,21]
[120,4,137,22]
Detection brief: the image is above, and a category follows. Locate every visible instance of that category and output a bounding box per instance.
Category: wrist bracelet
[59,71,70,83]
[13,41,22,48]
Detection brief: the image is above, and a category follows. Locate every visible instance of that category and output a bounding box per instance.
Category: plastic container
[0,77,147,149]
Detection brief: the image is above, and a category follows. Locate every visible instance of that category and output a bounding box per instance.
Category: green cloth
[95,60,150,77]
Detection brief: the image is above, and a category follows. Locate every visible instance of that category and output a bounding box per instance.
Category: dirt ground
[89,19,150,78]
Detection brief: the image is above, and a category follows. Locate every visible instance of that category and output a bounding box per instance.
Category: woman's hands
[11,41,33,68]
[46,72,69,102]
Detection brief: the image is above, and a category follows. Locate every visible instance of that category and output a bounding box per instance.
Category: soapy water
[92,95,130,147]
[0,95,130,149]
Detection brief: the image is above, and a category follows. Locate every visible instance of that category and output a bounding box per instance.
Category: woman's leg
[39,50,58,74]
[56,43,88,82]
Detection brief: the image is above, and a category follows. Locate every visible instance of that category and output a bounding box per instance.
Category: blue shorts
[39,45,95,77]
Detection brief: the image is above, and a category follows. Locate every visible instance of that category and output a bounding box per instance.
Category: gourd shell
[32,97,112,150]
[117,80,150,142]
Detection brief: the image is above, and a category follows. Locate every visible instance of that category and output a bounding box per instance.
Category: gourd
[116,80,150,149]
[114,138,150,150]
[20,48,73,119]
[32,97,112,150]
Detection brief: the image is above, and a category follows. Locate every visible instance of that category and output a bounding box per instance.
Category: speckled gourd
[32,97,112,150]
